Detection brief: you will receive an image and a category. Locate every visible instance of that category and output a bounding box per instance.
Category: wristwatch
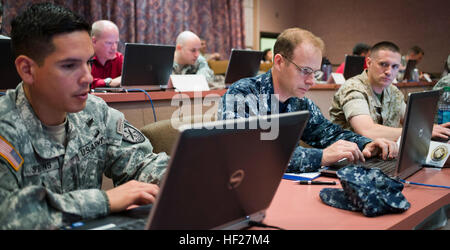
[104,77,112,87]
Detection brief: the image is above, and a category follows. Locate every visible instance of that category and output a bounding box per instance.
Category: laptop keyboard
[361,158,397,177]
[114,218,147,230]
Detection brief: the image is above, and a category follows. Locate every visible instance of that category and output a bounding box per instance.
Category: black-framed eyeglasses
[280,54,323,81]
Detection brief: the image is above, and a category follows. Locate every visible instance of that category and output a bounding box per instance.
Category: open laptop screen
[120,43,175,89]
[395,90,440,179]
[343,55,365,80]
[224,49,264,85]
[0,39,21,90]
[147,111,309,230]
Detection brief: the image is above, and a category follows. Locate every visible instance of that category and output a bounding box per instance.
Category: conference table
[263,167,449,230]
[93,81,436,127]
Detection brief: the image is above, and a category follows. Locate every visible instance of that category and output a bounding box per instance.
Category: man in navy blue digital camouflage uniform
[218,28,398,173]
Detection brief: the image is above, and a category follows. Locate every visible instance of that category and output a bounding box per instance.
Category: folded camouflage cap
[319,165,410,217]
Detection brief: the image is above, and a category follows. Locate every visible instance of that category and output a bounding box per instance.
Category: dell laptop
[224,49,264,86]
[94,43,175,92]
[68,110,309,230]
[321,89,440,180]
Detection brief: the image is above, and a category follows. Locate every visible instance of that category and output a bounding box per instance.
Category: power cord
[125,88,157,122]
[399,179,450,189]
[248,221,285,230]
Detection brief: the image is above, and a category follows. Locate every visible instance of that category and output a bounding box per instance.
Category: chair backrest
[208,60,229,75]
[140,115,216,155]
[260,62,272,72]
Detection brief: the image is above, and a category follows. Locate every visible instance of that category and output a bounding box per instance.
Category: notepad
[169,75,210,92]
[282,172,320,181]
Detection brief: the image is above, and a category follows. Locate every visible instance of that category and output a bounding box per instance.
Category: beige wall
[258,0,450,74]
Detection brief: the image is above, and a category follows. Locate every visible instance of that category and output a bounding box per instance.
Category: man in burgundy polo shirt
[90,20,123,88]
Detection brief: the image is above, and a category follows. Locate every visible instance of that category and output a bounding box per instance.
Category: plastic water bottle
[321,58,332,82]
[437,86,450,124]
[412,68,420,82]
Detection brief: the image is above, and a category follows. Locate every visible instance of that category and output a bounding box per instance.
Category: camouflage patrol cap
[319,165,410,217]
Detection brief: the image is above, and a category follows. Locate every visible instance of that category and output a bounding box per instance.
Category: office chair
[140,115,216,155]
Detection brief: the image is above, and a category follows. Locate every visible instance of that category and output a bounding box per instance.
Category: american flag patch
[0,136,24,171]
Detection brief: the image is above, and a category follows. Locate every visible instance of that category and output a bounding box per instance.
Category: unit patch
[122,122,145,144]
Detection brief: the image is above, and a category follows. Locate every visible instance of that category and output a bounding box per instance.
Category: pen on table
[298,180,336,185]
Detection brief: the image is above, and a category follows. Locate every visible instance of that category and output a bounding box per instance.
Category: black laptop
[321,90,440,180]
[0,39,21,90]
[94,43,175,92]
[68,110,309,230]
[224,49,264,86]
[343,55,365,80]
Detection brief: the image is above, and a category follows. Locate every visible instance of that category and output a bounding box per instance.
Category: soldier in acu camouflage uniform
[218,28,398,173]
[0,3,168,229]
[329,41,450,142]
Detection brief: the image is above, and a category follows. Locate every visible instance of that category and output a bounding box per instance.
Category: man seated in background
[200,38,220,61]
[172,30,214,84]
[330,41,450,142]
[90,20,123,88]
[397,45,426,81]
[262,48,273,63]
[335,43,371,74]
[218,27,398,173]
[0,2,168,229]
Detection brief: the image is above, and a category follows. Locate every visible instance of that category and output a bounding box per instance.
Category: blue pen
[299,180,336,185]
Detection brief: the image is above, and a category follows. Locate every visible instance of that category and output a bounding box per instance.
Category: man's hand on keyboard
[322,140,365,166]
[106,180,159,213]
[362,138,398,160]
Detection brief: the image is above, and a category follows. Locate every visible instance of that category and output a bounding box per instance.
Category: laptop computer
[67,110,309,230]
[320,89,440,180]
[224,49,264,86]
[343,55,365,80]
[0,39,21,90]
[94,43,175,92]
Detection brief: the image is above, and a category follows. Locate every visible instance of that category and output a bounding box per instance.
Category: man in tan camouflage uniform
[330,41,450,142]
[0,3,168,229]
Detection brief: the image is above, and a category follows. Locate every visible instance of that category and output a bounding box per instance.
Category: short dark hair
[408,45,424,56]
[352,43,371,56]
[11,2,90,65]
[370,41,400,57]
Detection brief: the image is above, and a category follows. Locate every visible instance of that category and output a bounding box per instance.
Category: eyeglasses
[280,54,324,81]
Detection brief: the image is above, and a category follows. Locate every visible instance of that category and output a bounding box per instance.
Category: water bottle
[321,58,332,82]
[412,68,420,82]
[437,86,450,124]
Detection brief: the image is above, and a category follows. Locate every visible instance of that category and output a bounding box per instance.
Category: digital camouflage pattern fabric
[0,83,169,229]
[172,54,214,83]
[330,70,406,131]
[320,165,410,217]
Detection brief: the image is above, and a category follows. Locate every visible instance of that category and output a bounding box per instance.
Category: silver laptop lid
[395,89,440,179]
[224,49,264,85]
[146,111,309,230]
[121,43,175,89]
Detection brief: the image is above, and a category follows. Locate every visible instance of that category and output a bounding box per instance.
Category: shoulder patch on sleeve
[122,122,146,144]
[0,135,24,171]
